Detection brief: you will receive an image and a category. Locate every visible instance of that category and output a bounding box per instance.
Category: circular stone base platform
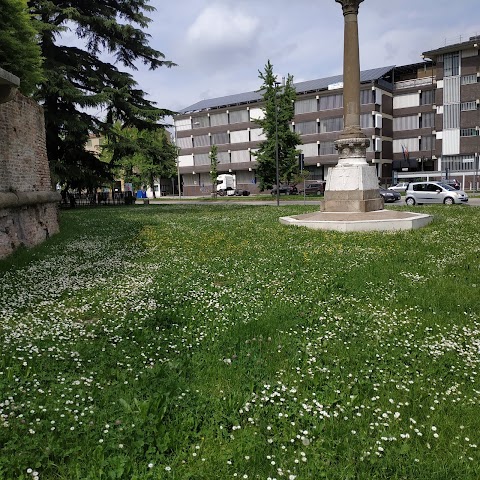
[279,209,432,232]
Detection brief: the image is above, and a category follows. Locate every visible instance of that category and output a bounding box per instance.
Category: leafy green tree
[209,144,219,198]
[253,60,301,191]
[27,0,175,188]
[0,0,43,95]
[104,124,177,197]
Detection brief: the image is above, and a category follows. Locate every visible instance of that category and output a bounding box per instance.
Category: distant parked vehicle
[217,174,236,196]
[271,185,298,195]
[388,182,409,192]
[379,188,401,203]
[298,181,326,195]
[442,179,461,190]
[404,182,468,205]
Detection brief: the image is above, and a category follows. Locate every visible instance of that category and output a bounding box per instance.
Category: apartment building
[174,36,480,195]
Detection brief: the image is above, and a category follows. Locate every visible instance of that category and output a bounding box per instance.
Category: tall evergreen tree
[209,144,219,198]
[253,60,301,191]
[0,0,43,95]
[27,0,175,188]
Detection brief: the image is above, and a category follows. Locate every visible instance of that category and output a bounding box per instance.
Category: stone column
[322,0,383,213]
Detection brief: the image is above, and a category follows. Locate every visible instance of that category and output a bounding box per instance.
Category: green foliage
[0,0,43,95]
[27,0,176,188]
[209,144,219,197]
[103,123,177,196]
[253,60,302,191]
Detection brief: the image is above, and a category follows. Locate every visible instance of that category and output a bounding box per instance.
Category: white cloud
[184,3,260,66]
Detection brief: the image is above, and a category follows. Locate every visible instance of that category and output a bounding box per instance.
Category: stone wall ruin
[0,68,60,259]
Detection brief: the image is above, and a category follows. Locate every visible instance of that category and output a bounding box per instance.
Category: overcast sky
[99,1,480,115]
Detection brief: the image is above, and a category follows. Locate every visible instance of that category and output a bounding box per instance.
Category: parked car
[271,185,298,195]
[298,181,326,195]
[388,182,409,192]
[442,179,461,190]
[404,181,468,205]
[379,188,401,203]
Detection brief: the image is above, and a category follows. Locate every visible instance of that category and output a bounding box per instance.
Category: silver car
[388,182,409,192]
[405,182,468,205]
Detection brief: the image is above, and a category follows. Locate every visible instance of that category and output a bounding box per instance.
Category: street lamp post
[173,122,181,198]
[274,81,280,207]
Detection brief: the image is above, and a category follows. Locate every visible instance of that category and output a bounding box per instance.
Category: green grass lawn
[0,203,479,479]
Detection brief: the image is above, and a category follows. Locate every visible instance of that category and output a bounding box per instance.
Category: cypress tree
[254,60,301,191]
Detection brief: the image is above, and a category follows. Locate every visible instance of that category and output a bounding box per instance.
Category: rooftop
[179,65,395,115]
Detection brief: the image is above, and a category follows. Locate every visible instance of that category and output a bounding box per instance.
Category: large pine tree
[27,0,175,188]
[0,0,43,95]
[254,60,301,191]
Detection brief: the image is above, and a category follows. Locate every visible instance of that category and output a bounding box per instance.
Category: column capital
[335,0,364,16]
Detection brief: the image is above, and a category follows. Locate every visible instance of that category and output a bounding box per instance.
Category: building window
[318,94,342,111]
[461,74,477,85]
[442,155,475,171]
[360,113,374,128]
[319,141,336,156]
[461,101,477,111]
[210,112,228,127]
[295,121,317,135]
[175,118,193,131]
[319,117,343,133]
[193,134,210,147]
[444,52,459,77]
[230,130,249,143]
[360,89,374,105]
[420,135,434,151]
[420,90,434,105]
[229,110,249,124]
[176,137,193,149]
[420,112,435,128]
[393,138,419,153]
[212,132,229,145]
[460,128,479,137]
[193,116,209,128]
[295,98,317,115]
[217,151,230,164]
[194,153,210,166]
[300,143,319,157]
[444,104,460,129]
[393,115,419,131]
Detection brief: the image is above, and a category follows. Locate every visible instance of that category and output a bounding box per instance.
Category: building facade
[174,36,480,195]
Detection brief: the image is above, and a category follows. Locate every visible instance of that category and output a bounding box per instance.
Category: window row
[442,155,476,171]
[175,109,253,131]
[294,90,375,115]
[461,101,478,111]
[393,113,434,131]
[179,114,377,148]
[461,74,478,85]
[176,128,268,148]
[393,136,433,153]
[460,128,479,137]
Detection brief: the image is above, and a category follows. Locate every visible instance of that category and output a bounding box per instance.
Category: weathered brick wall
[0,90,60,259]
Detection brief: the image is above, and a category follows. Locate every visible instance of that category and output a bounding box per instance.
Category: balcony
[394,76,434,90]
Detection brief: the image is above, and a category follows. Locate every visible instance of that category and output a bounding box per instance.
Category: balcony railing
[394,76,434,90]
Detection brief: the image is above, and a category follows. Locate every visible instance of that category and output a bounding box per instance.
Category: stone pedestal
[321,135,383,212]
[322,164,383,212]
